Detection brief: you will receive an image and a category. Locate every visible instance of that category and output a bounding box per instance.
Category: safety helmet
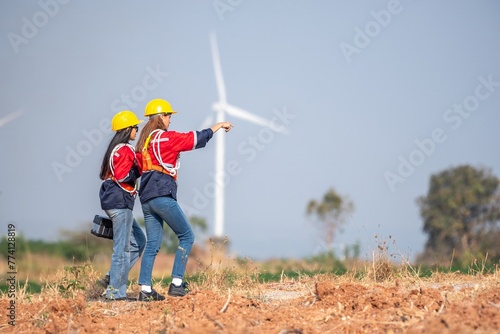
[111,110,144,131]
[144,98,177,117]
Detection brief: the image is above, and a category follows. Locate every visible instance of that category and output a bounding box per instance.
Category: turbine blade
[0,109,23,127]
[210,32,227,104]
[199,114,214,129]
[224,104,288,134]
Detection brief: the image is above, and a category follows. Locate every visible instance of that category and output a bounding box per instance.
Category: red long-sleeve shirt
[99,144,141,210]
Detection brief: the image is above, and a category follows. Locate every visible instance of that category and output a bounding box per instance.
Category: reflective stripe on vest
[109,143,138,195]
[142,130,179,180]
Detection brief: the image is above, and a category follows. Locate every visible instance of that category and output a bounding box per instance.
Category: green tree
[306,188,354,254]
[417,165,500,263]
[138,215,208,254]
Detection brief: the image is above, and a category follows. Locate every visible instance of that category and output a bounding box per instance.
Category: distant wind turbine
[206,32,287,239]
[0,110,23,127]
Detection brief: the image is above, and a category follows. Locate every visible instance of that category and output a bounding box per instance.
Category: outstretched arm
[190,122,234,150]
[211,122,234,133]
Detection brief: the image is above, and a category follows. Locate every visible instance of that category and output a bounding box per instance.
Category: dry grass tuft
[369,255,394,282]
[365,234,396,282]
[39,262,102,300]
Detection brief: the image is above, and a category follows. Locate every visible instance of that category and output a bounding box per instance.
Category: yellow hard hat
[144,98,177,117]
[111,110,144,131]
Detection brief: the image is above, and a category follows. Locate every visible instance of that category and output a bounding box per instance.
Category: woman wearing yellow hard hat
[98,110,146,300]
[135,98,233,301]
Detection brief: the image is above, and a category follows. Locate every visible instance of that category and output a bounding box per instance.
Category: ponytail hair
[135,115,165,152]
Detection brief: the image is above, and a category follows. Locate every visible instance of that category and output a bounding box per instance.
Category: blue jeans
[105,208,146,299]
[138,196,194,286]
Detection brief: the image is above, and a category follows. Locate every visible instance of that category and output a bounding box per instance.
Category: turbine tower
[207,32,286,241]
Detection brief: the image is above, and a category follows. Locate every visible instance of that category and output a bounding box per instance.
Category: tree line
[2,164,498,266]
[307,164,500,266]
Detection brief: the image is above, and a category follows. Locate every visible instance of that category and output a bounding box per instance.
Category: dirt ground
[1,273,499,333]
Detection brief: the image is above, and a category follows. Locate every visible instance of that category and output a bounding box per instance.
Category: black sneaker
[98,275,110,288]
[168,282,190,297]
[139,289,165,301]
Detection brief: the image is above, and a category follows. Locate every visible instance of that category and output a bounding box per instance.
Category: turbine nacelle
[212,102,225,113]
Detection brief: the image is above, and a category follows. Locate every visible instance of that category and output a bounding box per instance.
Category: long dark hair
[99,128,133,180]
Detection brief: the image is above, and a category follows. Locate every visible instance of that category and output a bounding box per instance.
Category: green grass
[417,263,498,276]
[0,281,42,294]
[1,254,497,296]
[157,268,347,288]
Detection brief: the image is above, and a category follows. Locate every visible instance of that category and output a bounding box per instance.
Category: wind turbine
[206,32,286,240]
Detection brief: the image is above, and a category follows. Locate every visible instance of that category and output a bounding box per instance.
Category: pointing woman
[136,98,233,301]
[99,110,146,300]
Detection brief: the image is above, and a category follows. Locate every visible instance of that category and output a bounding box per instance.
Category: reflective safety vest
[141,129,180,180]
[108,143,138,195]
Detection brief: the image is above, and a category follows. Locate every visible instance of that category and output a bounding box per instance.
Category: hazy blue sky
[1,1,499,261]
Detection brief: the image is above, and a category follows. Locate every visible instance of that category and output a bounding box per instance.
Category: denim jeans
[105,208,146,299]
[138,196,194,286]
